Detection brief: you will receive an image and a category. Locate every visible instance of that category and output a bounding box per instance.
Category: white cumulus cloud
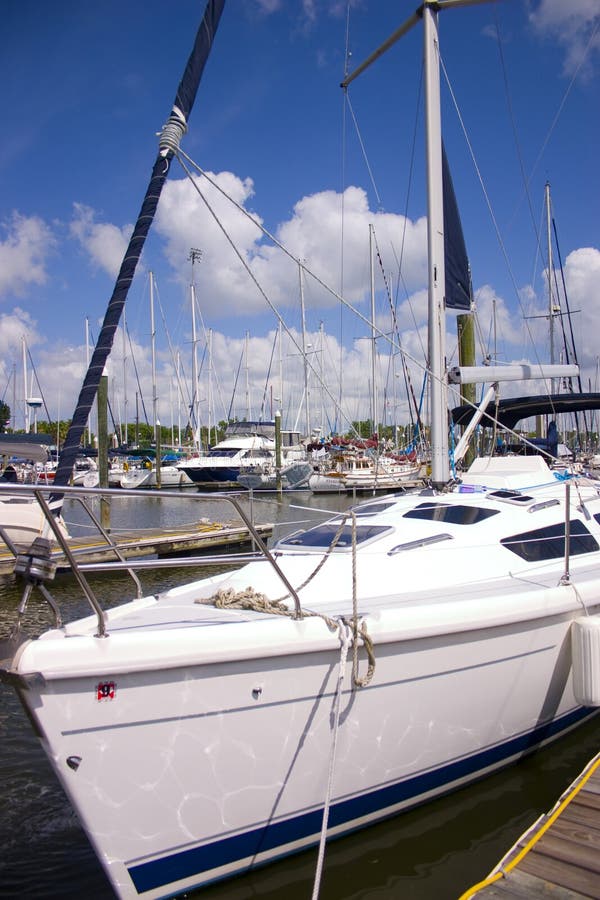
[0,213,56,299]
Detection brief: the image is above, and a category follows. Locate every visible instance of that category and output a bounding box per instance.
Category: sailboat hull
[9,590,597,900]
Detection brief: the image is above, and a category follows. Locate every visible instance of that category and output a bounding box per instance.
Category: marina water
[1,489,598,899]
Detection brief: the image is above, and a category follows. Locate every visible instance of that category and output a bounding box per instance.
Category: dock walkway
[461,751,600,899]
[0,521,273,577]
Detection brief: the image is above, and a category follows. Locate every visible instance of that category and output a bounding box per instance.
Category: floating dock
[461,751,600,899]
[0,521,273,577]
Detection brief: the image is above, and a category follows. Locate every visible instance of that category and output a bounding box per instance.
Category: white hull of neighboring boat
[178,423,279,485]
[9,562,597,900]
[309,458,423,493]
[71,458,98,486]
[120,465,192,489]
[237,461,313,491]
[0,494,69,548]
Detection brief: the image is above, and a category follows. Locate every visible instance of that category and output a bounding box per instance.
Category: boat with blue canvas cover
[1,3,600,900]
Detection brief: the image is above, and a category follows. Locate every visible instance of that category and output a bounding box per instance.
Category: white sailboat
[2,4,600,900]
[309,447,423,493]
[119,458,193,489]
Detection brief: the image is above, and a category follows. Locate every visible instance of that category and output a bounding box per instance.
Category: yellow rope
[458,750,600,899]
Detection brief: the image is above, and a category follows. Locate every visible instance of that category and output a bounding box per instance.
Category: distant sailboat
[119,454,192,489]
[309,447,422,493]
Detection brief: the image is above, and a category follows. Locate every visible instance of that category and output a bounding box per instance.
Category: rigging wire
[522,16,600,198]
[337,2,352,434]
[389,65,428,367]
[341,9,428,394]
[172,149,373,436]
[84,326,121,438]
[154,280,195,434]
[227,345,244,422]
[372,227,421,435]
[25,344,52,427]
[491,9,599,404]
[175,146,452,430]
[125,321,150,428]
[343,94,382,209]
[258,330,278,421]
[439,51,554,397]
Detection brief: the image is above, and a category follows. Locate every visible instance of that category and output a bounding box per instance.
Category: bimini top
[0,433,56,463]
[451,392,600,431]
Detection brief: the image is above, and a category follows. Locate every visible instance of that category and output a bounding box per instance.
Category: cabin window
[501,520,598,562]
[277,523,392,550]
[348,501,397,517]
[403,502,499,525]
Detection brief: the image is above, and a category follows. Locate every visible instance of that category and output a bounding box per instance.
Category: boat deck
[0,521,273,577]
[463,751,600,898]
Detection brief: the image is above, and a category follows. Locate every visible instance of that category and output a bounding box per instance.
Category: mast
[22,336,29,433]
[177,350,182,447]
[545,181,556,392]
[12,362,16,435]
[122,311,128,445]
[340,0,495,485]
[85,317,92,446]
[319,320,325,436]
[299,263,311,437]
[150,272,158,448]
[190,248,202,448]
[244,330,251,420]
[278,319,284,422]
[424,2,450,486]
[369,224,377,438]
[208,328,214,443]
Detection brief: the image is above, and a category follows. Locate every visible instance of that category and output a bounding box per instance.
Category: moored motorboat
[177,421,277,485]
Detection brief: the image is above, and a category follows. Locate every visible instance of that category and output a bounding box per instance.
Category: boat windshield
[278,523,392,550]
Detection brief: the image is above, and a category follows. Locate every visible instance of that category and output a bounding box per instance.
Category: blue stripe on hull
[127,705,594,894]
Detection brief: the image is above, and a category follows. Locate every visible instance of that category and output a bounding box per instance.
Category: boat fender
[571,615,600,706]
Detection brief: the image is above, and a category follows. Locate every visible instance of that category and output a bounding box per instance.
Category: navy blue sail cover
[442,143,471,311]
[52,0,226,492]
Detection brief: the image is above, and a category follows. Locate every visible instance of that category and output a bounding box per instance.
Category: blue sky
[1,0,599,437]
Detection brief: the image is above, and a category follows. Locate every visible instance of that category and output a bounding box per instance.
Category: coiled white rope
[158,106,187,156]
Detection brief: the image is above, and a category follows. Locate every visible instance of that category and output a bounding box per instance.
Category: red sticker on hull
[96,681,116,701]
